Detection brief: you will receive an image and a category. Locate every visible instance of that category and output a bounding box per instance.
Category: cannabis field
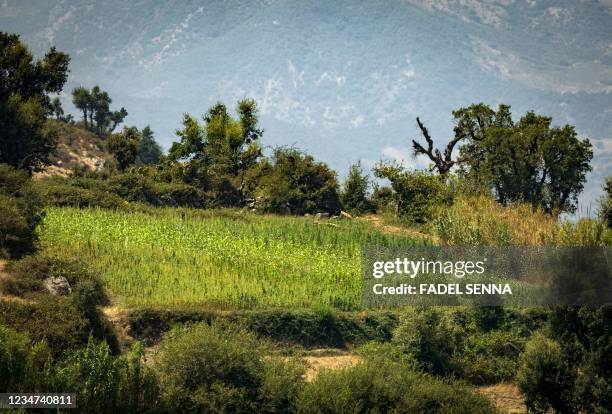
[40,207,424,309]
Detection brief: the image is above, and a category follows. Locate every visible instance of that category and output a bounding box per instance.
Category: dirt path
[300,350,525,413]
[101,305,136,352]
[478,383,526,413]
[359,215,441,244]
[301,350,362,382]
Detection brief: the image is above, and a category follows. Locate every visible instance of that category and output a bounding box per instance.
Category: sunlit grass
[40,207,424,309]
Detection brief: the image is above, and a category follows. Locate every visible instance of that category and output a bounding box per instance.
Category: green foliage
[40,207,421,308]
[374,164,450,223]
[54,338,160,414]
[517,332,577,413]
[155,322,302,413]
[341,161,374,214]
[137,126,163,165]
[34,173,209,209]
[127,307,398,348]
[457,104,592,214]
[0,32,69,170]
[548,306,612,413]
[296,359,496,414]
[0,325,51,392]
[0,164,44,258]
[251,147,342,215]
[71,85,127,135]
[598,177,612,228]
[0,255,117,355]
[392,308,463,376]
[168,100,263,206]
[107,126,140,171]
[0,297,89,356]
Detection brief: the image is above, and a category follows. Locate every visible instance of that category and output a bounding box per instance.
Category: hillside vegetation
[40,207,424,309]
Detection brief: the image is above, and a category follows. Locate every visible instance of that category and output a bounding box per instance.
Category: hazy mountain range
[2,0,611,213]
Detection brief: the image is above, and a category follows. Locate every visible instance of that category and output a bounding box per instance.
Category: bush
[0,325,51,392]
[374,165,450,223]
[517,332,577,413]
[251,147,341,215]
[0,164,44,258]
[392,309,463,376]
[53,338,160,414]
[296,360,496,413]
[33,176,124,209]
[0,297,90,356]
[155,321,304,413]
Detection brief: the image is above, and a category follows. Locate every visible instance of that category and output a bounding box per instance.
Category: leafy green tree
[107,127,140,171]
[251,147,342,215]
[71,86,91,128]
[341,161,374,214]
[457,105,593,214]
[168,99,263,205]
[51,97,64,120]
[374,163,450,223]
[0,164,44,258]
[412,104,592,214]
[137,126,163,165]
[0,32,70,171]
[71,85,127,136]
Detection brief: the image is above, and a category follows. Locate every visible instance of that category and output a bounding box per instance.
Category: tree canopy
[71,85,127,136]
[0,32,70,171]
[411,104,592,214]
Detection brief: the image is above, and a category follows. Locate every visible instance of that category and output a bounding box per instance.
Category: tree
[72,86,91,128]
[71,85,127,136]
[167,99,263,205]
[458,105,592,214]
[251,147,342,215]
[0,32,70,171]
[107,127,140,171]
[51,97,64,120]
[374,163,449,223]
[411,104,592,214]
[137,126,163,165]
[0,164,44,258]
[341,161,374,214]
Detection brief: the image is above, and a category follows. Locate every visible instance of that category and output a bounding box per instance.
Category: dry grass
[434,195,558,246]
[478,383,526,413]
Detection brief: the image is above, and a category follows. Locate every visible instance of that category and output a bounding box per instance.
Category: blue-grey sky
[1,0,611,213]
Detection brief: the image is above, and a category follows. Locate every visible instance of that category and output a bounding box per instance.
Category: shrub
[458,330,525,385]
[340,161,374,214]
[517,332,577,413]
[0,297,90,356]
[374,165,450,223]
[392,309,464,376]
[33,176,124,209]
[296,360,496,413]
[251,147,342,215]
[155,322,303,413]
[0,325,51,392]
[53,338,160,414]
[0,164,44,258]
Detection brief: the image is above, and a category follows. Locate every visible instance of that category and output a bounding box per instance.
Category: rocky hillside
[36,120,110,177]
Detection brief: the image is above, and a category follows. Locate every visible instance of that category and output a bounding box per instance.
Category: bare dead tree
[411,117,463,175]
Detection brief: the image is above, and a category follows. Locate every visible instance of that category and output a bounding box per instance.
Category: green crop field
[40,207,424,309]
